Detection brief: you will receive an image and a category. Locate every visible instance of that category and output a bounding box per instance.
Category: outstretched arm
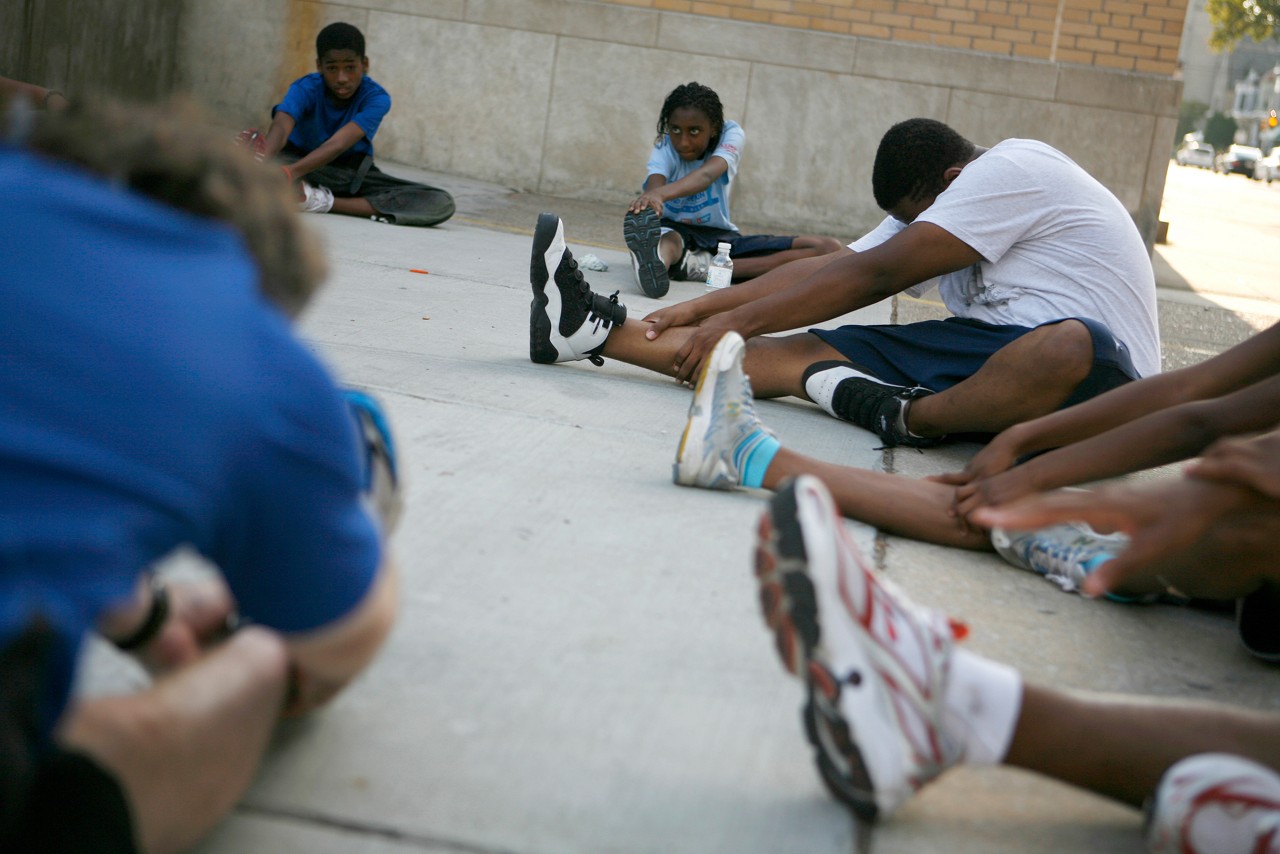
[973,477,1280,601]
[263,113,367,183]
[0,75,69,110]
[628,157,730,215]
[664,221,981,382]
[951,373,1280,517]
[938,321,1280,509]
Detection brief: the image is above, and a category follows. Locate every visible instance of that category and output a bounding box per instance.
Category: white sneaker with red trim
[754,474,966,819]
[1147,753,1280,854]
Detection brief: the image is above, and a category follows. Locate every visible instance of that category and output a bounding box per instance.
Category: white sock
[943,648,1023,766]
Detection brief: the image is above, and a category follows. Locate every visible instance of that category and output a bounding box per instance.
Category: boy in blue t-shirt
[242,22,454,227]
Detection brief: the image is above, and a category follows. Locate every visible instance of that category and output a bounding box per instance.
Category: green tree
[1208,0,1280,49]
[1204,110,1240,151]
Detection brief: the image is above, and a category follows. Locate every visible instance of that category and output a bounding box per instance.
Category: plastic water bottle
[706,242,733,292]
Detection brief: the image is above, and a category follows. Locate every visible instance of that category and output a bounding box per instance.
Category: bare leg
[762,446,992,549]
[909,319,1095,438]
[657,232,683,268]
[1007,683,1280,806]
[59,627,289,854]
[601,325,844,393]
[731,236,847,281]
[331,196,378,218]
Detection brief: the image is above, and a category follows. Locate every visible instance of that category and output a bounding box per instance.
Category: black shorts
[659,219,795,259]
[1,619,137,854]
[811,316,1141,411]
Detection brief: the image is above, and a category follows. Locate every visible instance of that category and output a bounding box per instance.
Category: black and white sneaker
[623,208,669,298]
[802,361,937,448]
[530,212,627,365]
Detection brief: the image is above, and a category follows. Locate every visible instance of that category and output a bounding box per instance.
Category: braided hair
[655,82,725,154]
[872,118,975,210]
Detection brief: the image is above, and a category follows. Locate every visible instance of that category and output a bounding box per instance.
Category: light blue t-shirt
[275,72,391,157]
[644,119,745,232]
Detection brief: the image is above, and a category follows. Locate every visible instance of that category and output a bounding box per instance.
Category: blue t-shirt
[644,119,744,233]
[0,147,382,736]
[276,72,391,157]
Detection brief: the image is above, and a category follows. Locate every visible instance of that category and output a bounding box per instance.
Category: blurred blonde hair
[18,97,326,317]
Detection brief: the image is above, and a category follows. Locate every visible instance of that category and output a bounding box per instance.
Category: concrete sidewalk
[80,161,1278,853]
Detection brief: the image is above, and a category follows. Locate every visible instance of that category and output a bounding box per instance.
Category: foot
[298,181,334,214]
[624,208,669,298]
[989,523,1154,602]
[754,475,965,819]
[675,249,712,283]
[673,332,776,490]
[343,389,403,535]
[1146,753,1280,854]
[802,361,937,448]
[530,213,627,365]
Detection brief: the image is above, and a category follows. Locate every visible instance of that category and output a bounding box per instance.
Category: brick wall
[600,0,1186,74]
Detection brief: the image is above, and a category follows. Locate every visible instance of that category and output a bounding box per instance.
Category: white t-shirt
[645,120,744,232]
[849,139,1161,377]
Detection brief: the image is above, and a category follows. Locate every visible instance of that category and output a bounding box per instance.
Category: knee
[1034,320,1095,385]
[223,626,290,690]
[797,236,846,255]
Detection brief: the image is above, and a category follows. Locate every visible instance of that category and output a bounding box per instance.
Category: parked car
[1175,140,1215,168]
[1215,145,1263,177]
[1255,150,1280,183]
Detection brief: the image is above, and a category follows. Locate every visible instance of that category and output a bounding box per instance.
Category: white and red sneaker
[755,474,966,819]
[1147,753,1280,854]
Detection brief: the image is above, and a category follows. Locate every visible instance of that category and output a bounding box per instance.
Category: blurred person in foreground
[0,97,401,853]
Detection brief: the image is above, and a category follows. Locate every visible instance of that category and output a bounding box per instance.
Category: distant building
[1179,0,1280,147]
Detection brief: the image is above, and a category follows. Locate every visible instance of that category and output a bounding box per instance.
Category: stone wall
[0,0,181,102]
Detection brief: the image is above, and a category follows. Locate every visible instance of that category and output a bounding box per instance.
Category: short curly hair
[872,118,976,211]
[655,82,725,154]
[317,22,365,58]
[19,97,326,317]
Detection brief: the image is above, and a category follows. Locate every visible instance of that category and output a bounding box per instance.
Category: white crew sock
[942,648,1024,766]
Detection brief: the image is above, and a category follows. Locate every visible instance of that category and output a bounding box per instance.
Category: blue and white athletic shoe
[673,331,775,490]
[990,522,1140,600]
[343,388,402,534]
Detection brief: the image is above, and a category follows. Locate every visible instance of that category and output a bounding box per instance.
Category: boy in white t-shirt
[529,118,1160,451]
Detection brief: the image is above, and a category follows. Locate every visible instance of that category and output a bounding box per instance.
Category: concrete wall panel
[370,15,557,187]
[539,40,751,200]
[946,90,1156,211]
[738,65,951,236]
[467,0,659,46]
[853,39,1058,101]
[657,14,857,74]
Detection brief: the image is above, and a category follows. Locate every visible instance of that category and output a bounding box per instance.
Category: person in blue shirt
[623,81,844,298]
[243,22,454,227]
[1,98,400,853]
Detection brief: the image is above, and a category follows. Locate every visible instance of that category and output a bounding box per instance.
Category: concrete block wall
[178,0,1179,243]
[592,0,1188,75]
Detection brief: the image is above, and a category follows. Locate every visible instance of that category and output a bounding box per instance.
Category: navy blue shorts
[811,316,1141,411]
[660,219,795,258]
